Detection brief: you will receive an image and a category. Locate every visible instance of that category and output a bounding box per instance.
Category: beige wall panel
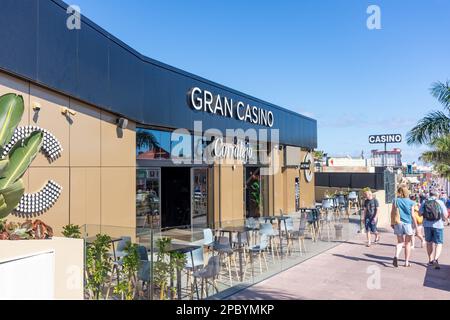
[27,167,70,236]
[29,85,70,167]
[283,168,297,213]
[213,165,220,225]
[231,165,244,222]
[101,167,136,229]
[273,150,284,214]
[300,150,315,208]
[218,165,233,223]
[0,72,29,127]
[101,111,136,167]
[69,99,101,167]
[70,167,101,227]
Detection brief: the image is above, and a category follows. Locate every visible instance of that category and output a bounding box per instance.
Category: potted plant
[85,234,113,300]
[62,224,81,239]
[250,181,261,217]
[153,237,186,300]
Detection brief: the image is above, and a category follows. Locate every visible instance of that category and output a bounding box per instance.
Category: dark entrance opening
[161,167,190,228]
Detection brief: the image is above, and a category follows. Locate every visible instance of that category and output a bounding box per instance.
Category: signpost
[368,134,402,168]
[384,168,396,204]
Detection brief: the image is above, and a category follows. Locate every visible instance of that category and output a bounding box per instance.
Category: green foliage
[0,93,44,219]
[0,131,43,190]
[0,179,25,218]
[313,150,324,160]
[250,181,261,207]
[85,234,113,300]
[407,81,450,145]
[62,224,81,239]
[153,237,187,300]
[420,135,450,178]
[114,242,140,300]
[0,93,24,153]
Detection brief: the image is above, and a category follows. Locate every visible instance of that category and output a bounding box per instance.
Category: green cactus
[0,93,43,219]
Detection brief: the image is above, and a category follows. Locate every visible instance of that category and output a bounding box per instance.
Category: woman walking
[410,194,425,248]
[391,186,417,267]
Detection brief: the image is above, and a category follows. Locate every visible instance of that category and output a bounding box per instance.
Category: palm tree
[136,129,159,151]
[420,135,450,178]
[407,81,450,145]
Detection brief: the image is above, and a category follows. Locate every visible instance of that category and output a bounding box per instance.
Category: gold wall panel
[70,167,101,227]
[101,167,136,229]
[231,165,244,221]
[300,150,315,208]
[69,99,101,167]
[100,111,136,167]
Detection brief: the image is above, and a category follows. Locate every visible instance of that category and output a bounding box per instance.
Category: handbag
[391,200,401,225]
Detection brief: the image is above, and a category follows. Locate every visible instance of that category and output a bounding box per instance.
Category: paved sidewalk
[228,227,450,300]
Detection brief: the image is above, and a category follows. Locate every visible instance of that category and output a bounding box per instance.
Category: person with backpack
[419,190,448,269]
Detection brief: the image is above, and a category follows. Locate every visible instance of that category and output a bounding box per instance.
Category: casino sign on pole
[368,134,402,144]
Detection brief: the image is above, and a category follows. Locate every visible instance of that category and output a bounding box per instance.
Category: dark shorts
[365,218,377,233]
[424,227,444,244]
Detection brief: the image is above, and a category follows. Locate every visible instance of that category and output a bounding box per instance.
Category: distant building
[370,148,402,167]
[321,156,374,173]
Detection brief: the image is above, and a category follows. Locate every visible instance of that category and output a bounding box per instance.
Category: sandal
[404,262,412,267]
[393,257,398,267]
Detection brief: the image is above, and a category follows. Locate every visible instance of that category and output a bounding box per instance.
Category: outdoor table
[263,215,290,257]
[166,243,201,300]
[218,226,252,282]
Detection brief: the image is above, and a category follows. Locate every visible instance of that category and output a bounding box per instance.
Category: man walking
[419,190,448,269]
[363,190,380,247]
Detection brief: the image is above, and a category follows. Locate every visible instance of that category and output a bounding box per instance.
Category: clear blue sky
[72,0,449,163]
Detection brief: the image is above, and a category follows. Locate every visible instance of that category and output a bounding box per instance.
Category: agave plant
[0,93,43,219]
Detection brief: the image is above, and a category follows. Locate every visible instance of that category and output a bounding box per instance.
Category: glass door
[191,168,208,228]
[136,168,161,230]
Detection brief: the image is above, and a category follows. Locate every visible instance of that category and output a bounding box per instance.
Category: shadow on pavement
[332,253,389,267]
[423,264,450,292]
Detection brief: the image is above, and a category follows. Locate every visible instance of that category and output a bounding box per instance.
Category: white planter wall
[0,251,55,300]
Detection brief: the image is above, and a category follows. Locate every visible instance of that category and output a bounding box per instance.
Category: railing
[81,209,361,300]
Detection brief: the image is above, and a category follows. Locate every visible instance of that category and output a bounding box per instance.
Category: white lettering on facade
[188,87,274,127]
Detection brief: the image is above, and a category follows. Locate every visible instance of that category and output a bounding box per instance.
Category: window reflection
[137,128,189,160]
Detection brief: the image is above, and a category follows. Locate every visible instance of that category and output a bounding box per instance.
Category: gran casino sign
[188,87,274,128]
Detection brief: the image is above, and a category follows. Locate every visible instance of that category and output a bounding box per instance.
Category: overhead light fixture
[32,102,41,111]
[61,107,76,116]
[116,117,128,129]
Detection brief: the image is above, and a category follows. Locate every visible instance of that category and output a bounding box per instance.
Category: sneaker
[434,260,441,270]
[427,260,435,267]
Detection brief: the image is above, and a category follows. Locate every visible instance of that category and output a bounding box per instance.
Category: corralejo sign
[368,134,402,144]
[213,138,253,163]
[188,87,275,127]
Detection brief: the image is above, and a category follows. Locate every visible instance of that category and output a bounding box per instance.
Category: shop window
[136,168,161,230]
[136,128,181,160]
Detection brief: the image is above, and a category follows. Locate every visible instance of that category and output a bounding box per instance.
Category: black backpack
[423,200,442,221]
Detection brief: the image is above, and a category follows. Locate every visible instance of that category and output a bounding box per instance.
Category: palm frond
[420,150,450,164]
[430,80,450,111]
[406,111,450,145]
